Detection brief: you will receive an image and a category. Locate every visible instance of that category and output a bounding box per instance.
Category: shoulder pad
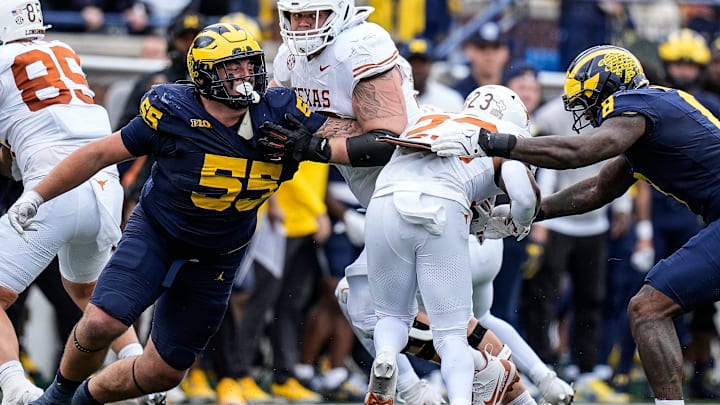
[264,87,298,109]
[272,45,292,87]
[142,83,195,115]
[333,23,398,73]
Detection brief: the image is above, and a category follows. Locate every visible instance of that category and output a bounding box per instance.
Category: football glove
[469,199,493,242]
[430,127,489,158]
[483,204,531,241]
[259,113,331,163]
[7,190,43,242]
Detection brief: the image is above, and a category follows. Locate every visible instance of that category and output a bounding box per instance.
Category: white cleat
[365,351,398,405]
[397,379,446,405]
[536,371,574,405]
[471,350,519,405]
[1,380,44,405]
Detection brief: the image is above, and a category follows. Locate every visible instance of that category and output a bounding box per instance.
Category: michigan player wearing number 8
[12,22,373,405]
[0,1,154,404]
[449,44,720,405]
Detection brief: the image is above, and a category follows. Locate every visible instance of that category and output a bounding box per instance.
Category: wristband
[635,220,653,240]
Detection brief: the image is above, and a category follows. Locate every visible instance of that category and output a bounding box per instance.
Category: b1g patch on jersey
[287,54,295,71]
[190,118,212,128]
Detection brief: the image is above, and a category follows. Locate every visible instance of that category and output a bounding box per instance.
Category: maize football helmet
[187,23,267,109]
[658,28,711,65]
[462,84,530,132]
[563,45,649,132]
[277,0,355,56]
[0,0,48,44]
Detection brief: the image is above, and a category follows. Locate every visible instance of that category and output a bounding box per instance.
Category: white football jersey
[373,111,515,209]
[0,40,114,185]
[273,20,421,208]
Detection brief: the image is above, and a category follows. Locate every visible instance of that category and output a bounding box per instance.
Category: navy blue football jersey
[120,84,327,252]
[599,86,720,222]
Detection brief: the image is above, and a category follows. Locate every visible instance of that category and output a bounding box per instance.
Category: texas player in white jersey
[272,4,421,209]
[269,1,441,403]
[363,85,540,405]
[0,2,143,404]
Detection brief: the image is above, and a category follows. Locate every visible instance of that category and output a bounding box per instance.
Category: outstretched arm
[33,132,133,201]
[480,115,647,169]
[538,156,637,220]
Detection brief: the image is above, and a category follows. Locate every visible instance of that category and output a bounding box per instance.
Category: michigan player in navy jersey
[7,23,374,405]
[433,44,720,405]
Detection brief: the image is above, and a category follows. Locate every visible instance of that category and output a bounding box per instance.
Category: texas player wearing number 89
[0,1,148,404]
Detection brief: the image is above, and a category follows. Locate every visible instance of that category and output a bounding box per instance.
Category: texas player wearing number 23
[11,22,363,405]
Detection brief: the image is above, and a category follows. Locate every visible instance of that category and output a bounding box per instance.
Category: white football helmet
[0,0,48,44]
[277,0,355,56]
[462,84,530,133]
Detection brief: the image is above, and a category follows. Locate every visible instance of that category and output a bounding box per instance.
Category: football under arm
[537,156,636,221]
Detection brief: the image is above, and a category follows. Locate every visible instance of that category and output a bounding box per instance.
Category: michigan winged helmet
[563,45,649,132]
[187,23,267,109]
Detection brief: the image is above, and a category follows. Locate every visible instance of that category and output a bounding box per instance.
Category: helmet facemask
[277,0,355,56]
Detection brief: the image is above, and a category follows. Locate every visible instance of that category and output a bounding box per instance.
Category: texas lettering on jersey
[294,86,331,109]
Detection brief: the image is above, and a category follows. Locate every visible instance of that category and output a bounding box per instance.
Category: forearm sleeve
[346,130,399,167]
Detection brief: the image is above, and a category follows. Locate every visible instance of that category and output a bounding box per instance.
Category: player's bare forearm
[352,67,408,133]
[508,116,644,169]
[540,157,635,220]
[509,135,615,169]
[314,117,363,139]
[34,132,133,201]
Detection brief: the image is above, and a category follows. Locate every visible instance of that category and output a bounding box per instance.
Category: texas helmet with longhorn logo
[563,45,649,132]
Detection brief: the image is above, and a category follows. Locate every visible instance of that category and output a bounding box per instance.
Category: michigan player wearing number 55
[10,23,374,405]
[434,44,720,405]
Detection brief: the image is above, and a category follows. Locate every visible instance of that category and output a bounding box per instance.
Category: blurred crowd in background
[5,1,720,404]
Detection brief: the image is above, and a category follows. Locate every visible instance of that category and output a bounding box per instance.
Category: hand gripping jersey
[600,86,720,222]
[273,19,421,208]
[120,84,326,253]
[373,111,519,210]
[0,40,114,184]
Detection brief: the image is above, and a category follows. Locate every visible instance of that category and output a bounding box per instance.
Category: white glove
[631,246,655,273]
[7,190,43,241]
[536,371,574,405]
[482,204,531,241]
[469,199,493,240]
[343,208,365,247]
[430,127,487,158]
